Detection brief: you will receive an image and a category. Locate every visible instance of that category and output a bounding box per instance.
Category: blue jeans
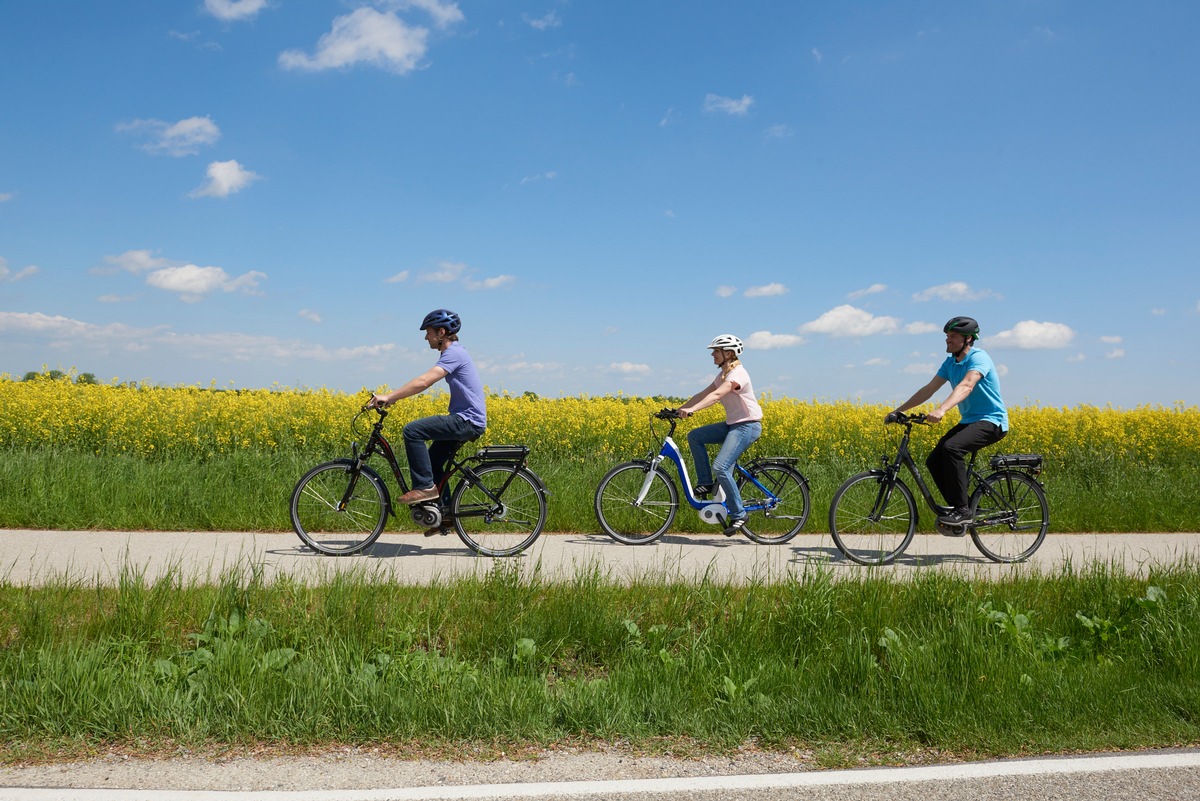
[403,414,484,498]
[686,420,762,520]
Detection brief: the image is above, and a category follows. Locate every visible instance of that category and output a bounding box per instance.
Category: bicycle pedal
[936,522,969,537]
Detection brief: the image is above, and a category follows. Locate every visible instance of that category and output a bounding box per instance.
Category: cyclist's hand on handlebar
[925,408,945,424]
[657,407,682,419]
[367,394,390,410]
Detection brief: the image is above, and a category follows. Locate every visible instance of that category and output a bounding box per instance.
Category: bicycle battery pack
[989,454,1043,472]
[474,445,530,462]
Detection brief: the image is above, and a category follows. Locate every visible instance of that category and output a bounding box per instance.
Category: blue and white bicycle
[593,409,811,545]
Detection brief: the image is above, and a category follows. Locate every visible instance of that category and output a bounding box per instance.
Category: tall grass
[1,377,1198,532]
[2,562,1198,760]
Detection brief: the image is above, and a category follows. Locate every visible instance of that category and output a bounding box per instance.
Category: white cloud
[848,283,886,299]
[745,283,787,298]
[1105,348,1126,360]
[1099,335,1122,344]
[519,171,557,185]
[465,274,514,290]
[0,192,13,202]
[905,321,938,334]
[279,8,429,74]
[1067,353,1086,363]
[764,124,793,139]
[146,264,266,302]
[420,260,467,283]
[1152,308,1167,316]
[863,358,890,367]
[703,93,754,116]
[903,362,939,375]
[102,249,173,274]
[385,270,411,283]
[987,320,1075,349]
[911,281,1001,302]
[523,11,561,30]
[299,309,322,323]
[716,285,737,298]
[189,160,261,198]
[800,305,902,337]
[117,116,220,157]
[0,257,38,282]
[204,0,269,21]
[812,48,823,63]
[745,331,804,350]
[98,294,137,303]
[393,0,464,29]
[607,362,651,376]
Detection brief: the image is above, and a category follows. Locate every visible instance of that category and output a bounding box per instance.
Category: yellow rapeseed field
[2,375,1198,468]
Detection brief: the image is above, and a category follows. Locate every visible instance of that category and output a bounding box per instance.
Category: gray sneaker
[723,517,747,537]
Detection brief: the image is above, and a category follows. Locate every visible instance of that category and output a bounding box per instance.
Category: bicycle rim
[737,463,810,544]
[452,465,547,556]
[829,472,916,565]
[290,461,388,555]
[594,462,677,544]
[970,472,1049,563]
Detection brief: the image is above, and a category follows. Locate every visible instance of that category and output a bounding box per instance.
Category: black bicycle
[290,404,548,557]
[828,411,1048,565]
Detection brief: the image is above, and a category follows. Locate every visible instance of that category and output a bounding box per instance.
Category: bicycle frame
[348,408,523,520]
[632,416,781,522]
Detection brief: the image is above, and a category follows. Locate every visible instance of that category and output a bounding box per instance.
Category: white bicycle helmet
[707,334,744,356]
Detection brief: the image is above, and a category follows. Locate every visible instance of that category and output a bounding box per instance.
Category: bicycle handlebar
[885,411,929,426]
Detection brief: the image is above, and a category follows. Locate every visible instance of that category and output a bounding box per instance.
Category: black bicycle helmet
[943,315,980,340]
[420,308,461,335]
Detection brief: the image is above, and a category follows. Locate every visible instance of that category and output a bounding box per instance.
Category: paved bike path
[2,530,1198,586]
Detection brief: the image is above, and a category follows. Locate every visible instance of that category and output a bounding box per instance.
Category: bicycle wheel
[737,463,810,544]
[828,471,917,565]
[452,465,547,557]
[290,460,388,556]
[594,462,678,544]
[970,471,1049,563]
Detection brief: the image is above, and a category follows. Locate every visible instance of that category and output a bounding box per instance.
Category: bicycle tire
[452,464,547,557]
[594,462,678,544]
[829,471,917,565]
[290,459,389,556]
[970,471,1049,563]
[737,462,810,544]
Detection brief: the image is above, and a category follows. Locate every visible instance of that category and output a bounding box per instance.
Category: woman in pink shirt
[678,334,763,536]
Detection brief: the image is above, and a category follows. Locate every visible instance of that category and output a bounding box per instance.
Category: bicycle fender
[745,458,811,486]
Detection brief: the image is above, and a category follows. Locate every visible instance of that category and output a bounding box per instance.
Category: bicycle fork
[633,456,666,506]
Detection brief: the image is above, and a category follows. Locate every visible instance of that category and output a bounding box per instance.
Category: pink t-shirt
[706,364,762,424]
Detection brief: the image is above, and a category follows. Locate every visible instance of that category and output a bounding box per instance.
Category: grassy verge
[0,449,1196,533]
[2,562,1198,763]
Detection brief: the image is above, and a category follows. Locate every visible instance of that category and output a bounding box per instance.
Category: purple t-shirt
[437,343,487,430]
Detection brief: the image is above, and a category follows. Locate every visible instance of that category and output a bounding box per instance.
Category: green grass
[2,561,1198,762]
[0,448,1196,532]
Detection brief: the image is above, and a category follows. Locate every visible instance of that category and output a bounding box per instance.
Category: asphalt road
[2,529,1198,586]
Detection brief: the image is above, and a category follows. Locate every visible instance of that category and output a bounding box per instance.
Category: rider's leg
[927,422,1005,516]
[711,421,762,523]
[403,414,482,492]
[687,422,729,493]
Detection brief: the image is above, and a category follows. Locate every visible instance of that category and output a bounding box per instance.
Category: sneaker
[693,484,713,499]
[937,507,974,526]
[399,486,439,504]
[723,517,747,537]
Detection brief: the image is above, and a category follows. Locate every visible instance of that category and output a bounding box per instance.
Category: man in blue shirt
[888,316,1008,527]
[369,309,487,517]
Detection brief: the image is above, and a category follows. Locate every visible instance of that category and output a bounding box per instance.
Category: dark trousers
[925,421,1006,508]
[402,414,484,495]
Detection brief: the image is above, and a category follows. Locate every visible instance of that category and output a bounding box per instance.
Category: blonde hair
[719,355,741,379]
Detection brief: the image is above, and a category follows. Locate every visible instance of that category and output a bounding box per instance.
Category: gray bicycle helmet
[707,334,744,356]
[943,316,980,340]
[420,308,461,335]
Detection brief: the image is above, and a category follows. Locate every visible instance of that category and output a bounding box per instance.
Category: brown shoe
[423,524,452,537]
[399,486,439,504]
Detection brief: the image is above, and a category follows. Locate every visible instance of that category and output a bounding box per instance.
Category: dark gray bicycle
[290,404,548,557]
[828,411,1048,565]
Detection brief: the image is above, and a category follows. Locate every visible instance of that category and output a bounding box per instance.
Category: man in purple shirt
[369,309,487,510]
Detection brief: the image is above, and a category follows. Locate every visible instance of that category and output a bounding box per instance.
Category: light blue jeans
[686,420,762,520]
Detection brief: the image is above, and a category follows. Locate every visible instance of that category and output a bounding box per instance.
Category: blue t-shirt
[437,343,487,430]
[936,347,1008,431]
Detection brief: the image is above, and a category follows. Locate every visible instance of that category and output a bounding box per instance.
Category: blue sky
[1,1,1197,409]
